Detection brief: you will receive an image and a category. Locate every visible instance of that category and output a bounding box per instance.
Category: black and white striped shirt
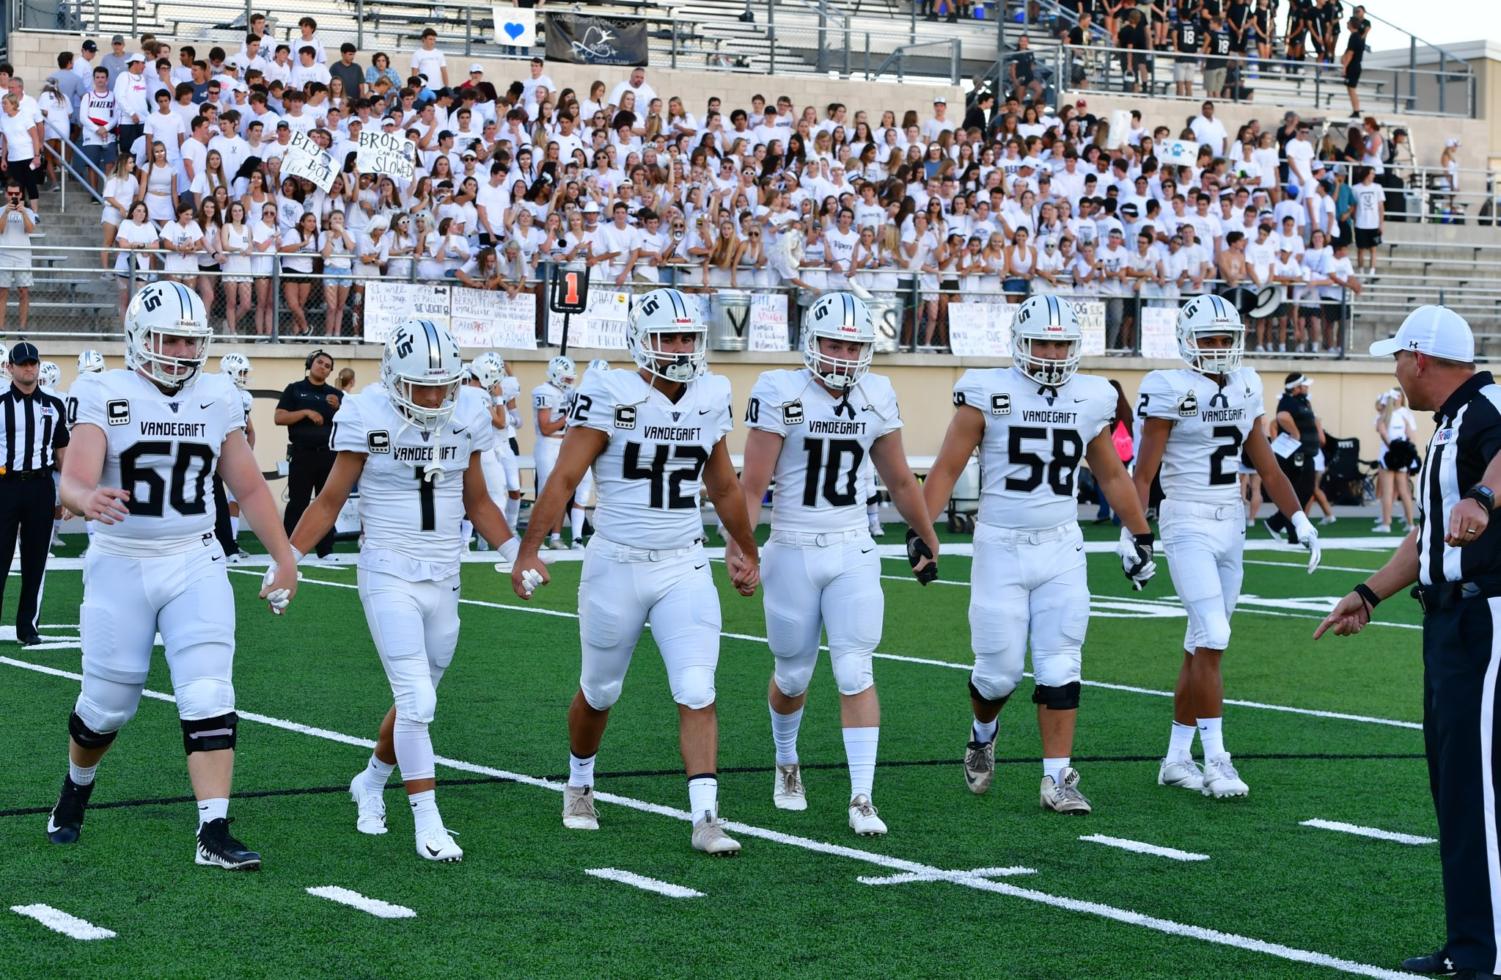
[0,384,69,474]
[1417,370,1501,586]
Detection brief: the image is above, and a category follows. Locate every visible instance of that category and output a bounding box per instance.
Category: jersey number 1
[414,468,436,531]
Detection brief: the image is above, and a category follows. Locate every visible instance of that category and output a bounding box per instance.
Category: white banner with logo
[1140,304,1180,360]
[450,287,538,350]
[356,131,416,182]
[362,281,451,345]
[493,6,537,47]
[546,289,631,349]
[283,131,336,193]
[1161,139,1201,167]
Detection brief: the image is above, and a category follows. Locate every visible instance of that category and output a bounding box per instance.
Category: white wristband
[492,395,505,405]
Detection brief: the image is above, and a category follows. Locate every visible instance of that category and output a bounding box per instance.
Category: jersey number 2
[1208,425,1244,486]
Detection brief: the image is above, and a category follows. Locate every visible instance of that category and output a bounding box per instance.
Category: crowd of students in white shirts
[12,26,1372,353]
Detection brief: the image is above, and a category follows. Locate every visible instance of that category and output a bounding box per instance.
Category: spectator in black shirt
[1266,373,1323,544]
[962,90,995,135]
[275,349,341,558]
[1343,13,1367,115]
[329,43,365,99]
[1007,36,1043,104]
[1173,13,1202,96]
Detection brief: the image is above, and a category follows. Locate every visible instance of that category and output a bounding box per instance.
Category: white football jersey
[746,368,901,533]
[952,366,1116,530]
[569,368,733,550]
[500,375,521,439]
[532,381,569,439]
[331,383,493,579]
[1138,366,1266,505]
[70,369,243,552]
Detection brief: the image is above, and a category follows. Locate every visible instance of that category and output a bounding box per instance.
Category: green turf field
[0,525,1437,979]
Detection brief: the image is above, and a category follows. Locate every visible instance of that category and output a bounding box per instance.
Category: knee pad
[73,689,140,739]
[394,682,438,726]
[174,676,235,721]
[1031,646,1083,692]
[181,712,238,754]
[670,664,716,710]
[68,709,120,748]
[968,677,1012,710]
[1031,681,1082,710]
[969,653,1023,703]
[830,647,875,697]
[771,649,818,699]
[1186,612,1232,652]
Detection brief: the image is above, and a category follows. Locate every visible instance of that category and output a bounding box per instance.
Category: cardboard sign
[356,131,415,181]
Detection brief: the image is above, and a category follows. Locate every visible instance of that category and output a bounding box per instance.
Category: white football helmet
[220,352,252,389]
[627,287,706,383]
[380,318,464,432]
[39,361,60,390]
[472,351,506,389]
[803,292,874,390]
[546,355,577,389]
[1011,294,1081,387]
[77,349,105,374]
[124,281,211,391]
[1177,294,1245,375]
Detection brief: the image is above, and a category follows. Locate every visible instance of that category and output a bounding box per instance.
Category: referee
[275,349,341,558]
[0,341,68,646]
[1317,306,1501,979]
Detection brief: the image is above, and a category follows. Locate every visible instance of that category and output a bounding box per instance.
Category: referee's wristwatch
[1465,485,1497,511]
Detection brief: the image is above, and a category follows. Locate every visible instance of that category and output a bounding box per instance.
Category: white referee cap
[1369,305,1475,363]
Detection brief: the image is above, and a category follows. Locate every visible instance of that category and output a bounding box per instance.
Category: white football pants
[1159,498,1245,653]
[762,528,882,698]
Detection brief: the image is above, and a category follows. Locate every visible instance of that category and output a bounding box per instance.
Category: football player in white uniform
[1132,296,1321,798]
[923,295,1158,814]
[471,352,525,535]
[277,319,518,862]
[531,355,576,549]
[566,358,611,548]
[70,351,108,548]
[212,353,255,561]
[732,292,939,836]
[48,281,298,869]
[512,287,760,856]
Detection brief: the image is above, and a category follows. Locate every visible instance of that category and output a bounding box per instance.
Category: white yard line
[304,886,417,919]
[229,570,1424,732]
[1079,835,1211,862]
[858,866,1038,886]
[10,904,116,940]
[0,654,1419,980]
[583,868,705,899]
[1299,819,1437,846]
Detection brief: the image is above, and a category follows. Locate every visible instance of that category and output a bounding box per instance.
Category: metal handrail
[38,131,108,211]
[868,37,962,85]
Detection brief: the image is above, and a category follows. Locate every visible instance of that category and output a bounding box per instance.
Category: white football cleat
[963,740,995,795]
[691,812,741,856]
[1040,767,1092,815]
[349,774,387,835]
[848,795,887,836]
[1157,757,1206,792]
[1201,755,1250,798]
[562,784,599,830]
[772,764,807,811]
[416,827,463,862]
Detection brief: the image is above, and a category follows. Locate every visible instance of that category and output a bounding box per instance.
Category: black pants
[212,474,239,557]
[118,123,144,161]
[1422,593,1501,973]
[0,474,54,635]
[283,445,336,557]
[1266,451,1316,542]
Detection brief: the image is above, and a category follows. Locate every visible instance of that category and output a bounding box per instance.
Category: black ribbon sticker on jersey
[990,393,1012,416]
[1177,391,1199,417]
[106,399,130,425]
[367,430,391,454]
[952,390,966,407]
[614,405,637,430]
[781,401,804,426]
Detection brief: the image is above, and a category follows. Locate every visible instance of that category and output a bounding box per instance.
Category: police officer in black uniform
[0,341,69,645]
[1318,306,1501,980]
[1267,373,1322,544]
[274,349,341,558]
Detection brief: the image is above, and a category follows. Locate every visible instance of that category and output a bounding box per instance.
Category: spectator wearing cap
[112,50,149,158]
[411,28,449,89]
[0,339,67,646]
[922,97,954,143]
[73,39,99,85]
[100,35,129,83]
[330,42,365,99]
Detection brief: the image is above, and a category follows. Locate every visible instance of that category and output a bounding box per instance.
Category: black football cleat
[46,775,94,844]
[1401,950,1456,976]
[195,817,262,871]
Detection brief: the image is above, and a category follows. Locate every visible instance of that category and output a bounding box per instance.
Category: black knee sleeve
[181,712,239,754]
[1031,682,1082,710]
[968,679,1009,710]
[69,710,119,749]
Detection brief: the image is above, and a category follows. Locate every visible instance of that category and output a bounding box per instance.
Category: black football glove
[906,528,938,585]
